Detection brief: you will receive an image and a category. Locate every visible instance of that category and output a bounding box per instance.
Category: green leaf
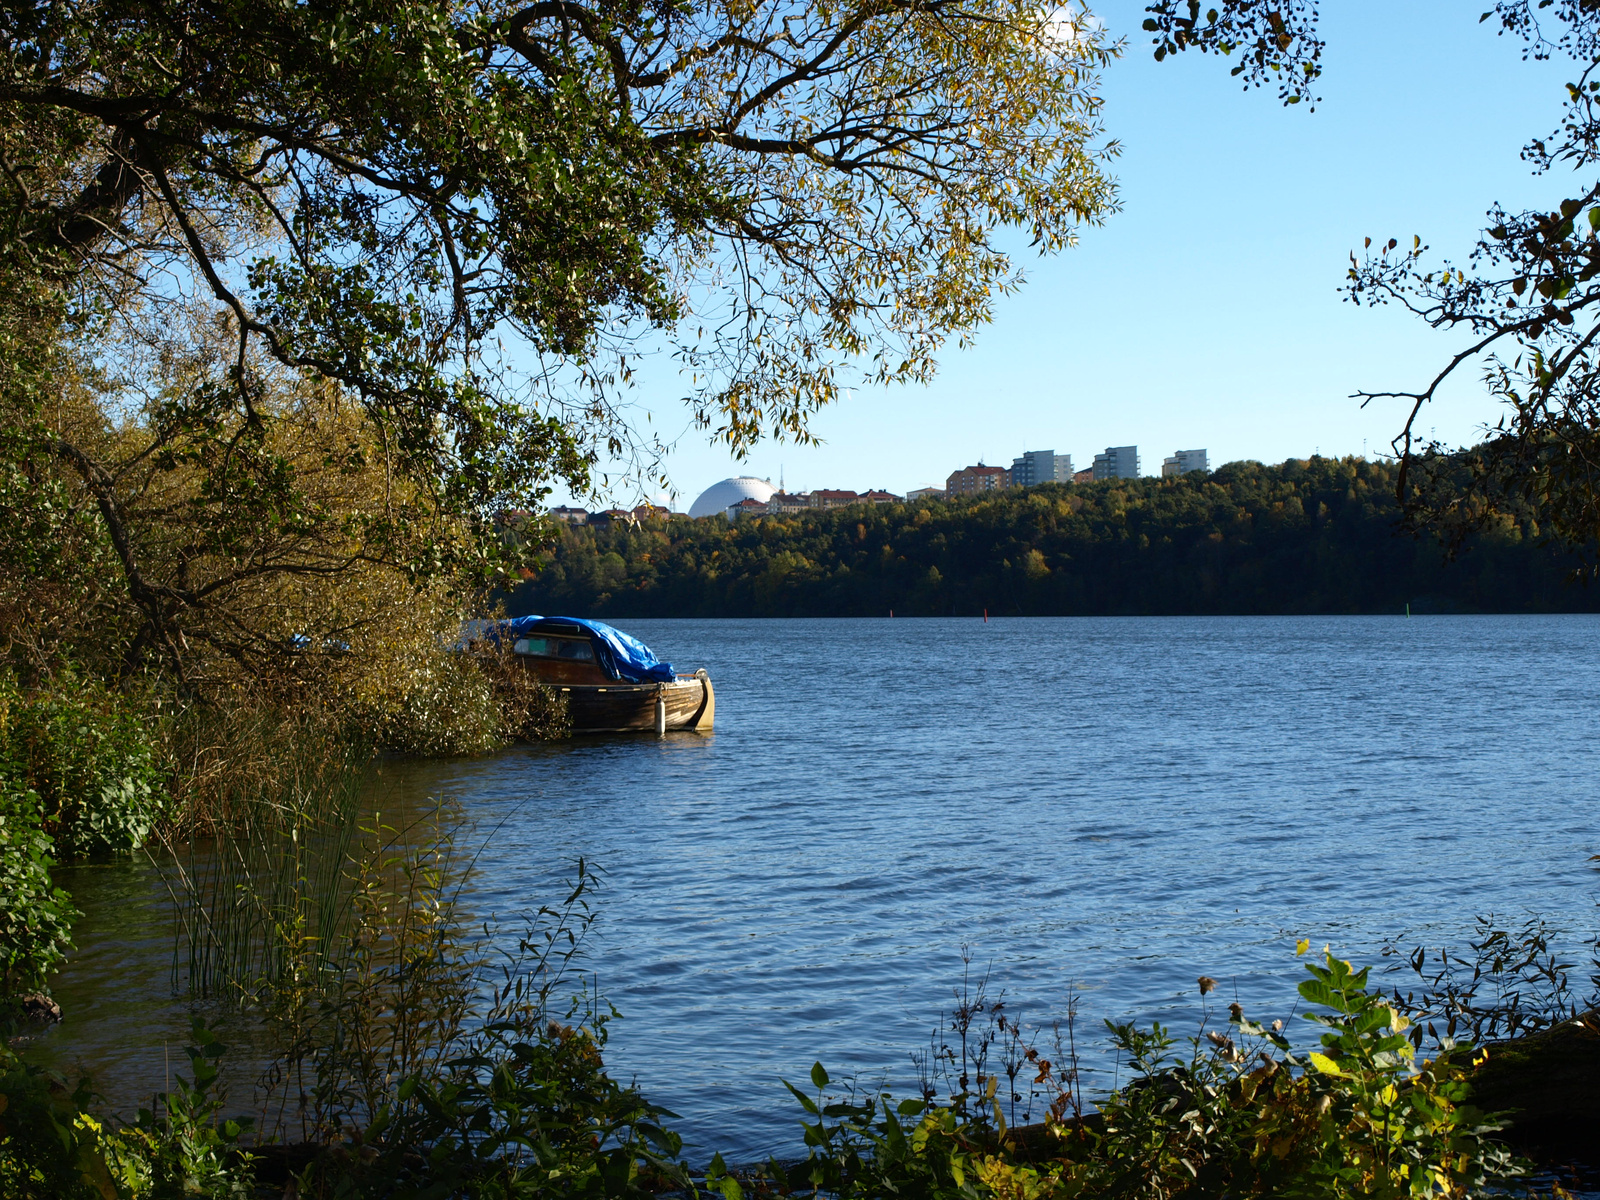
[811,1061,830,1089]
[784,1080,820,1115]
[1297,979,1347,1011]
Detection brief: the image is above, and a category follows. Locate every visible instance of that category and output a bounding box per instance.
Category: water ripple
[38,615,1600,1163]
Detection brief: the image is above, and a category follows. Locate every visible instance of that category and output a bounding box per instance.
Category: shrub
[354,646,509,756]
[772,947,1521,1200]
[351,641,569,756]
[0,671,163,858]
[0,1017,252,1200]
[0,784,77,998]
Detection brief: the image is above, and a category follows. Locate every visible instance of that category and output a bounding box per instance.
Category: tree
[0,0,1117,681]
[509,462,1591,617]
[1142,0,1600,568]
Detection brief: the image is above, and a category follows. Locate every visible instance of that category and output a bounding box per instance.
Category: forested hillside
[507,457,1600,617]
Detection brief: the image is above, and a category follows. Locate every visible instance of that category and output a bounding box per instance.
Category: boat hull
[552,670,714,734]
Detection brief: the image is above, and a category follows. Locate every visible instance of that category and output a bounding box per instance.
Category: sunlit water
[31,616,1600,1162]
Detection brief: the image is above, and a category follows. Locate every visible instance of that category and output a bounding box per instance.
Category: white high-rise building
[1009,449,1073,487]
[1161,449,1210,477]
[1091,446,1139,480]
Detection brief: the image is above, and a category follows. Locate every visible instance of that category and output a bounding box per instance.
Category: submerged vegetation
[513,458,1596,619]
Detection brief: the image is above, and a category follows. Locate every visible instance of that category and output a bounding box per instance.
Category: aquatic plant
[262,853,693,1199]
[156,709,370,1004]
[7,845,693,1199]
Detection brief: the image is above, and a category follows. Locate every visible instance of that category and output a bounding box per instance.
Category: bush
[0,1018,254,1200]
[770,948,1521,1200]
[354,646,509,756]
[0,784,77,997]
[353,643,569,756]
[0,671,163,858]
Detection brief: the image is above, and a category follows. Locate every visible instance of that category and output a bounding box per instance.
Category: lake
[33,615,1600,1163]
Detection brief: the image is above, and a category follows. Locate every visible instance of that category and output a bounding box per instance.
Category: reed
[152,702,372,1004]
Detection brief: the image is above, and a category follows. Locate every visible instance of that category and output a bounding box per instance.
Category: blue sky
[567,2,1578,511]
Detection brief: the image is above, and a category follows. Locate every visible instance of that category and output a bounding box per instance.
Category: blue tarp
[496,615,676,684]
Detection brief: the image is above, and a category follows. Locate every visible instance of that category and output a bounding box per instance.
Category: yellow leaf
[1295,938,1310,956]
[1309,1052,1343,1076]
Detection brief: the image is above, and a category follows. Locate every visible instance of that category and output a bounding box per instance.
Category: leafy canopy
[0,0,1118,682]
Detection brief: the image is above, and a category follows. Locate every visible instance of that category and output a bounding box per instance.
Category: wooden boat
[503,618,714,734]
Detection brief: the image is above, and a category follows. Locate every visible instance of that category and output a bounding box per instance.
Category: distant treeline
[507,457,1600,617]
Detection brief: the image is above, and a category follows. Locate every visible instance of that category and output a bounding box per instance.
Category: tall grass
[151,702,372,1003]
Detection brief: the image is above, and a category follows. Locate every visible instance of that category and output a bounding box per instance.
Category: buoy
[654,692,667,735]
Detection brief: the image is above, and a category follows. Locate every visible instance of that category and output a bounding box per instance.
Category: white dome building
[688,475,776,518]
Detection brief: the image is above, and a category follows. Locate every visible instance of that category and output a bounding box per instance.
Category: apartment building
[946,463,1011,496]
[1091,446,1140,480]
[1009,449,1073,487]
[1161,449,1210,477]
[766,491,809,514]
[809,489,862,509]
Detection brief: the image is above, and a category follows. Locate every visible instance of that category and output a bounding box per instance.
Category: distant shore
[510,458,1598,618]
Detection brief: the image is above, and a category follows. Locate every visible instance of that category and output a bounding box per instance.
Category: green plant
[306,997,688,1200]
[0,1017,253,1200]
[1284,950,1500,1197]
[0,782,77,998]
[0,1039,111,1199]
[764,1062,977,1200]
[0,670,163,858]
[121,1017,255,1199]
[1389,913,1592,1049]
[158,725,368,1005]
[263,854,693,1199]
[774,947,1523,1200]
